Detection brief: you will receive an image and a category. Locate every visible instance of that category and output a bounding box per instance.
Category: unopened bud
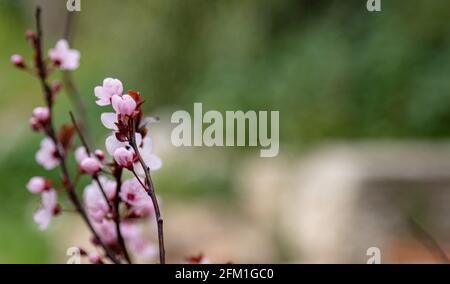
[29,117,41,131]
[25,30,37,45]
[10,54,25,68]
[94,149,105,161]
[88,253,103,264]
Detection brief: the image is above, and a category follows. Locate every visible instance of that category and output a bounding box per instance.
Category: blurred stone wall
[239,142,450,263]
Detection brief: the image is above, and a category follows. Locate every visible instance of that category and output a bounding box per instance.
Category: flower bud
[30,107,50,132]
[111,95,137,116]
[88,253,103,264]
[29,117,41,131]
[26,176,50,194]
[74,147,89,165]
[10,54,25,68]
[25,30,36,43]
[113,147,134,168]
[94,149,105,161]
[32,107,50,123]
[80,157,102,175]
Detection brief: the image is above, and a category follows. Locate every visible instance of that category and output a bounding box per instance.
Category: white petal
[100,113,118,130]
[105,134,124,155]
[74,147,88,164]
[135,133,142,147]
[141,137,153,152]
[56,39,69,51]
[42,190,57,210]
[147,154,162,171]
[33,209,52,230]
[94,86,107,99]
[111,95,121,114]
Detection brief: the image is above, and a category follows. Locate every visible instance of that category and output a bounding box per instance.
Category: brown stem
[69,112,91,152]
[93,174,113,209]
[34,7,120,264]
[131,170,147,191]
[129,126,165,264]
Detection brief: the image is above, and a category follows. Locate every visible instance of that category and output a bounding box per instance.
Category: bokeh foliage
[0,0,450,262]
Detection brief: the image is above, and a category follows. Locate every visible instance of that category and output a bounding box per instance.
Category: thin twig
[129,121,166,264]
[69,111,91,152]
[34,7,120,264]
[131,170,147,191]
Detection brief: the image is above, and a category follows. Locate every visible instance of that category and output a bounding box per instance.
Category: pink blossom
[119,177,151,208]
[111,95,136,116]
[94,149,105,161]
[33,189,58,230]
[32,107,50,122]
[120,222,157,260]
[133,136,162,175]
[29,117,40,131]
[88,200,109,223]
[84,177,116,222]
[98,176,117,201]
[120,222,141,240]
[130,197,156,218]
[131,240,157,260]
[80,157,102,175]
[26,176,49,194]
[96,220,117,245]
[36,138,59,170]
[95,78,123,106]
[100,112,118,130]
[30,107,50,131]
[120,223,156,259]
[88,253,103,264]
[48,39,80,70]
[105,132,141,155]
[10,54,25,68]
[25,30,36,42]
[75,147,103,174]
[74,146,88,164]
[113,147,135,168]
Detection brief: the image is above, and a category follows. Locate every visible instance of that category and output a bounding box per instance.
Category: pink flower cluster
[26,176,58,230]
[14,12,175,262]
[15,26,163,262]
[96,78,162,173]
[48,39,80,70]
[86,78,162,259]
[75,146,103,175]
[21,38,81,230]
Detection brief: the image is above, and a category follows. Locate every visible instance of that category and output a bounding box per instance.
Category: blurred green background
[1,0,450,263]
